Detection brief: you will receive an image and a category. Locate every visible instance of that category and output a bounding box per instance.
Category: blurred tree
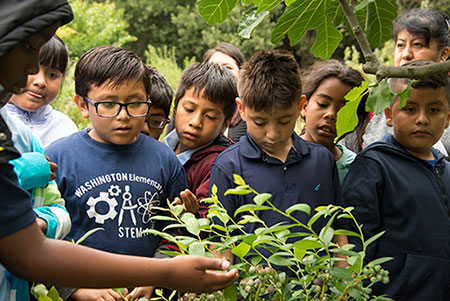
[52,0,137,129]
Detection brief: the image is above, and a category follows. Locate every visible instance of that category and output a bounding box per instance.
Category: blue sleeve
[10,152,50,190]
[0,163,36,238]
[33,204,69,239]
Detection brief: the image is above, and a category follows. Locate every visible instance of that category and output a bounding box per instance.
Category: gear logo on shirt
[86,191,118,224]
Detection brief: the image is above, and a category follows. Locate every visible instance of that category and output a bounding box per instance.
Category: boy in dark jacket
[163,62,236,217]
[342,60,450,300]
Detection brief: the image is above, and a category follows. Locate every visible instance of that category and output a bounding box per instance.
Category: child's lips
[318,125,336,137]
[26,91,44,99]
[413,130,430,136]
[114,127,131,134]
[182,131,199,140]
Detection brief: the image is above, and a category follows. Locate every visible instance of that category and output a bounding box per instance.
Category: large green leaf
[189,241,206,256]
[366,79,393,114]
[336,81,368,141]
[310,0,343,59]
[232,242,251,257]
[271,0,320,45]
[365,0,397,48]
[181,213,201,236]
[272,0,342,59]
[234,204,272,216]
[197,0,239,24]
[239,8,270,39]
[286,203,311,215]
[255,0,281,15]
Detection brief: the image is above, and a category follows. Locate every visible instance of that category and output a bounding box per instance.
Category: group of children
[1,1,450,300]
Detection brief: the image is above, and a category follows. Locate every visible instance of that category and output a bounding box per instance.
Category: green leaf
[268,254,293,266]
[46,287,62,301]
[294,238,323,250]
[142,229,176,242]
[336,82,368,141]
[255,0,280,15]
[38,296,52,301]
[310,0,343,59]
[307,208,330,228]
[234,204,272,216]
[197,0,239,24]
[286,203,311,215]
[334,229,361,238]
[225,186,252,195]
[366,79,393,114]
[239,8,269,39]
[368,256,393,266]
[319,226,334,247]
[181,213,201,236]
[223,284,238,301]
[241,0,254,6]
[32,284,48,299]
[232,242,251,258]
[285,0,297,5]
[75,227,104,245]
[233,174,246,186]
[251,255,262,266]
[271,0,320,45]
[150,215,177,222]
[396,81,412,108]
[348,287,362,299]
[329,248,360,257]
[172,205,184,217]
[354,0,373,10]
[253,193,272,205]
[329,266,354,282]
[365,230,385,247]
[365,0,397,48]
[211,184,218,196]
[348,256,362,273]
[188,241,206,256]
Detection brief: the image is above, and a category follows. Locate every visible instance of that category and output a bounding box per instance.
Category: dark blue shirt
[209,132,343,262]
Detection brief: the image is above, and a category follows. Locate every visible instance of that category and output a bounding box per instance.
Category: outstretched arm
[0,221,238,293]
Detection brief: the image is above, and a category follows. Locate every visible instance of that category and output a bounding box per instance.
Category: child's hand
[124,286,154,299]
[35,217,47,234]
[174,189,199,214]
[163,255,238,293]
[71,288,124,301]
[45,155,58,182]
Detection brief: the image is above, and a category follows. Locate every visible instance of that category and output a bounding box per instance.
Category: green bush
[146,175,393,300]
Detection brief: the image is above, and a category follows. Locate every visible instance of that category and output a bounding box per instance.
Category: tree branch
[337,0,450,81]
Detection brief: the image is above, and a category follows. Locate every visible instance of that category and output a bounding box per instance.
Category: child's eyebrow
[96,92,146,101]
[316,93,346,103]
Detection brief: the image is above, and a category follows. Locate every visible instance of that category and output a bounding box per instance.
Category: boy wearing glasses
[163,63,236,217]
[45,46,188,300]
[141,67,173,140]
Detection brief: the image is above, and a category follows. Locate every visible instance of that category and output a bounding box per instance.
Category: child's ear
[385,107,393,127]
[445,107,450,129]
[74,95,89,119]
[299,95,308,119]
[439,46,450,62]
[222,118,232,133]
[236,97,245,121]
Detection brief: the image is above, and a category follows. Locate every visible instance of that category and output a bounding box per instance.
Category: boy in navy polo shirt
[343,61,450,300]
[209,50,347,267]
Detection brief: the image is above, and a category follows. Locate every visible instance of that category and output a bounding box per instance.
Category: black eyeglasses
[146,116,170,129]
[85,97,152,118]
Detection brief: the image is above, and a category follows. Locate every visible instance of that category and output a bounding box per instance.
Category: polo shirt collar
[163,129,212,165]
[240,131,310,163]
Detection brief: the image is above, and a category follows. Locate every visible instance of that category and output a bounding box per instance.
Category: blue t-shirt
[45,130,188,257]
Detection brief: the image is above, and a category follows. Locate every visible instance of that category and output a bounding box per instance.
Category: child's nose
[189,112,202,128]
[416,109,430,125]
[266,124,280,140]
[324,108,337,121]
[32,70,47,88]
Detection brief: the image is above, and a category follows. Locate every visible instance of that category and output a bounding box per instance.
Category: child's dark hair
[238,50,301,113]
[148,66,173,118]
[302,59,369,146]
[75,46,151,98]
[174,62,237,122]
[393,9,450,50]
[203,42,245,68]
[39,35,68,74]
[390,60,450,105]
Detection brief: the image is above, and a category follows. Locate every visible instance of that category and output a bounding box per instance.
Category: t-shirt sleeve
[0,163,36,238]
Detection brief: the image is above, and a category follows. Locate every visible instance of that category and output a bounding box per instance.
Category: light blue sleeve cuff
[10,152,50,190]
[33,206,58,239]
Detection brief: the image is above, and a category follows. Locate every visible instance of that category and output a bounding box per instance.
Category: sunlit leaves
[336,81,369,141]
[238,8,269,39]
[366,79,393,114]
[197,0,239,24]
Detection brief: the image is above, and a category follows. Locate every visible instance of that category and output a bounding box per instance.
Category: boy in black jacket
[343,60,450,300]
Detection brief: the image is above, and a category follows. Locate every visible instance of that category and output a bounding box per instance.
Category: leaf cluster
[146,174,393,300]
